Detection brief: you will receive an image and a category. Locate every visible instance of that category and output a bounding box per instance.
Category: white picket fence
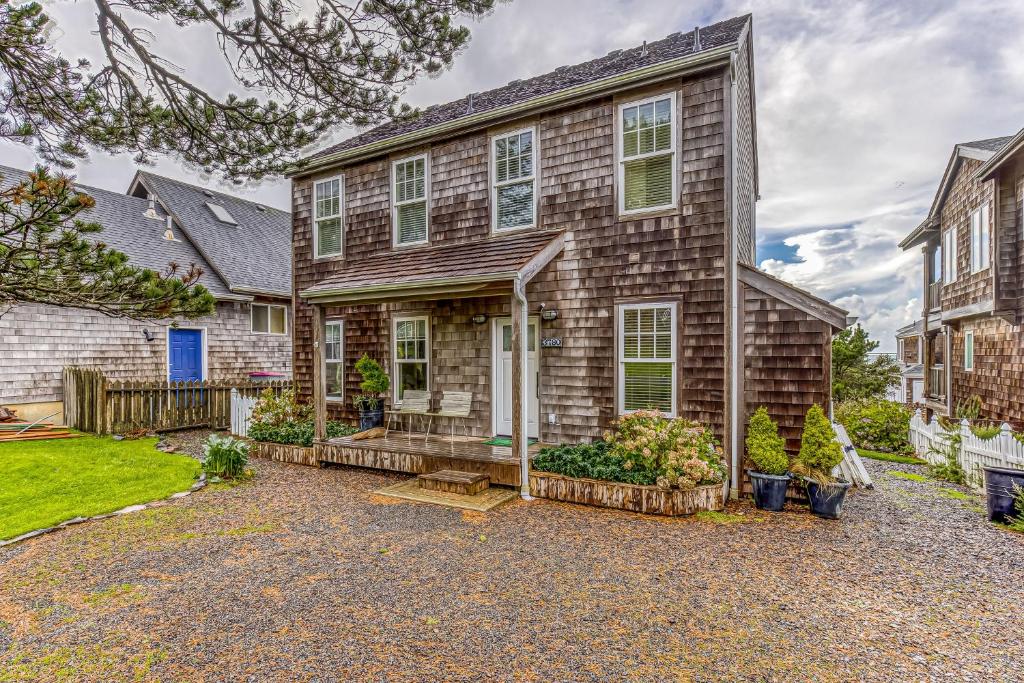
[230,388,258,437]
[909,409,1024,487]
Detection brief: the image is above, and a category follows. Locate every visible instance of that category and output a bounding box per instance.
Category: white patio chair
[428,391,473,442]
[384,390,432,439]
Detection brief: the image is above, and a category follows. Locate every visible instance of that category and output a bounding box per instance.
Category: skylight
[205,202,237,225]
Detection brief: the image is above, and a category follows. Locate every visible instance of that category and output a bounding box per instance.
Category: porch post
[311,303,327,443]
[512,282,531,498]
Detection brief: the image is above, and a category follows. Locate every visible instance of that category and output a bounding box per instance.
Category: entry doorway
[492,317,540,438]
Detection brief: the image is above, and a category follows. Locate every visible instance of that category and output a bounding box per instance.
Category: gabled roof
[131,171,291,298]
[297,14,752,173]
[0,164,236,300]
[899,135,1015,250]
[895,319,924,338]
[737,263,849,330]
[975,127,1024,181]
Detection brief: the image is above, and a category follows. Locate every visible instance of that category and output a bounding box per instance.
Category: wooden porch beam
[311,303,327,443]
[511,283,531,498]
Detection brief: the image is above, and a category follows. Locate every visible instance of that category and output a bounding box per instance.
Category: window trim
[616,301,677,417]
[250,303,288,336]
[392,315,431,405]
[325,319,345,402]
[490,125,539,233]
[391,153,430,247]
[897,338,904,362]
[616,91,678,216]
[964,329,974,372]
[313,174,344,259]
[942,228,957,284]
[970,203,990,274]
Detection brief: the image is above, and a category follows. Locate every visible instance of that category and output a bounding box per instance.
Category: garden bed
[248,440,319,467]
[528,470,726,516]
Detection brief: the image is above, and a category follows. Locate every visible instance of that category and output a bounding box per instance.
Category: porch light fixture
[142,328,156,342]
[471,313,488,325]
[540,309,558,321]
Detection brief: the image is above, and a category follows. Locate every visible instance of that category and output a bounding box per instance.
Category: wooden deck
[316,435,544,486]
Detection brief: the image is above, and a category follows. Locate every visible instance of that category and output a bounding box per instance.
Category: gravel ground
[1,453,1022,682]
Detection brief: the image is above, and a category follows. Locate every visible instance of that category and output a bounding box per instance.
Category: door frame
[490,315,540,437]
[166,325,208,381]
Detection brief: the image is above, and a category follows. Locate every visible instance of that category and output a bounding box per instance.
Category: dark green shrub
[970,422,1002,440]
[834,399,913,455]
[928,429,966,485]
[250,388,312,426]
[745,406,789,475]
[532,441,657,486]
[795,405,843,480]
[354,354,389,411]
[955,395,982,420]
[248,420,357,447]
[202,435,249,479]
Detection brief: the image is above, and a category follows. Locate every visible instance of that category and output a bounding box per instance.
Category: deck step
[418,470,490,496]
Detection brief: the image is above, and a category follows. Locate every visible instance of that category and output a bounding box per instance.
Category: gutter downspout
[514,276,533,499]
[728,56,742,497]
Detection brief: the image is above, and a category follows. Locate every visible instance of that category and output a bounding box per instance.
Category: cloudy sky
[5,0,1024,350]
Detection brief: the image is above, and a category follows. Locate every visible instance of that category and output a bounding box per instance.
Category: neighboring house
[895,320,924,407]
[0,166,292,423]
[899,130,1024,426]
[288,13,847,491]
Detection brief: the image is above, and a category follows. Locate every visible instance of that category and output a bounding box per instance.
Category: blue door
[168,329,203,381]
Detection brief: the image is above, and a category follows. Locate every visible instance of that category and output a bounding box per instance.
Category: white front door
[493,317,540,438]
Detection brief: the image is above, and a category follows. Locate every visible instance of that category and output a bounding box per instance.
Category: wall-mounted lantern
[471,313,488,325]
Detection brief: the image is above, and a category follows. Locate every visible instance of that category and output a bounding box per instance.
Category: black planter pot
[748,470,791,511]
[804,479,852,519]
[358,408,384,432]
[983,466,1024,523]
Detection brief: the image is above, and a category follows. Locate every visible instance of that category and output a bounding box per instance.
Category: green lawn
[0,435,200,540]
[856,448,927,465]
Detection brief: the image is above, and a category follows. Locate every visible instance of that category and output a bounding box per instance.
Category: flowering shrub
[251,389,312,426]
[604,411,726,490]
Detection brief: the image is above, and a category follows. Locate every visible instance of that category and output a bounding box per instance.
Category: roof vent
[508,78,523,86]
[163,215,179,242]
[554,65,570,73]
[205,201,237,225]
[639,41,648,58]
[692,26,701,52]
[202,189,214,198]
[466,93,475,114]
[143,197,160,220]
[606,49,622,58]
[255,205,266,212]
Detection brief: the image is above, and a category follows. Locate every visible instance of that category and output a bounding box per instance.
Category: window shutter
[623,155,673,211]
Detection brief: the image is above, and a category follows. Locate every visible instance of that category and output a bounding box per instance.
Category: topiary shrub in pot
[353,354,390,431]
[794,405,850,519]
[745,406,791,511]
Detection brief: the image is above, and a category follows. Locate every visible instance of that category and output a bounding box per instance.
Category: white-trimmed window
[618,93,677,214]
[314,176,343,257]
[393,154,429,245]
[897,338,905,362]
[970,203,990,273]
[393,316,429,402]
[943,228,957,283]
[251,304,287,335]
[492,127,536,231]
[617,303,676,415]
[964,329,974,371]
[325,320,344,400]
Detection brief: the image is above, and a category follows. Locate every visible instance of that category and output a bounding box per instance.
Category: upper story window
[492,127,536,231]
[942,228,957,283]
[930,244,942,284]
[618,93,677,214]
[314,176,343,258]
[617,302,676,416]
[393,155,429,246]
[970,203,990,273]
[897,338,905,361]
[251,304,287,335]
[325,320,344,400]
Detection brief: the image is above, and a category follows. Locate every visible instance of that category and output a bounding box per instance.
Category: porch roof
[300,230,566,303]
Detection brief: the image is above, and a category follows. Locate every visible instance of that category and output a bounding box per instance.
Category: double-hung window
[970,203,990,273]
[942,229,957,283]
[492,127,536,231]
[251,304,287,335]
[618,93,677,214]
[393,155,429,245]
[964,330,974,371]
[618,303,676,415]
[394,316,429,402]
[325,320,344,400]
[314,176,343,257]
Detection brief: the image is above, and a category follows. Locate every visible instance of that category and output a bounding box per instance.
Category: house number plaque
[541,337,562,348]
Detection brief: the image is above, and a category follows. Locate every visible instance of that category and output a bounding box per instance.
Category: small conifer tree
[796,405,843,479]
[746,407,789,475]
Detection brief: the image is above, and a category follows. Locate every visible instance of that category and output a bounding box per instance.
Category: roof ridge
[0,164,153,211]
[136,169,287,213]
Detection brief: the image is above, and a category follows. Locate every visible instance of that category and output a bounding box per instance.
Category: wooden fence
[63,367,290,434]
[230,389,258,438]
[909,409,1024,487]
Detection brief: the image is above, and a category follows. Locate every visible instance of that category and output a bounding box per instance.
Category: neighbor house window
[492,127,536,231]
[251,304,287,335]
[618,93,676,214]
[898,338,905,361]
[964,329,974,371]
[970,203,990,273]
[943,228,957,283]
[618,303,676,415]
[325,320,344,400]
[394,316,429,402]
[393,154,429,245]
[314,176,343,257]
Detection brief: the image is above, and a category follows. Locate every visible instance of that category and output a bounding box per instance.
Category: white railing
[230,388,258,437]
[909,409,1024,488]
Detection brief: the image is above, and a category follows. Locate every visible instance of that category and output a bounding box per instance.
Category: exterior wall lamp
[540,309,558,321]
[471,313,488,325]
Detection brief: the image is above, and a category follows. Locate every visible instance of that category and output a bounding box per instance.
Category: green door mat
[483,436,537,447]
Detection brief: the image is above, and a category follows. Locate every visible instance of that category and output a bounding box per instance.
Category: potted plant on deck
[794,405,850,519]
[353,354,390,431]
[745,406,791,512]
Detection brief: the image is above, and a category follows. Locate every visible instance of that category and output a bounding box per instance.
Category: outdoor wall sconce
[540,308,558,322]
[142,328,156,342]
[471,313,488,325]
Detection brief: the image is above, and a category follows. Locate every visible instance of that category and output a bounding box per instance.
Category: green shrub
[202,435,249,479]
[745,407,789,475]
[834,399,913,455]
[250,388,312,426]
[970,423,1002,440]
[955,395,983,420]
[795,405,843,480]
[927,429,966,485]
[1007,485,1024,533]
[353,354,389,411]
[532,441,656,486]
[248,420,357,447]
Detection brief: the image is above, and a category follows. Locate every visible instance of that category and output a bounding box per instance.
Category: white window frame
[964,329,974,372]
[942,228,957,284]
[897,338,905,362]
[616,92,678,216]
[392,153,430,247]
[325,320,344,401]
[490,125,538,233]
[313,175,344,258]
[392,315,430,404]
[250,303,288,335]
[616,302,677,417]
[970,203,990,273]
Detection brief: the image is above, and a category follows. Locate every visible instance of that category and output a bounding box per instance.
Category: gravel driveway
[1,453,1022,682]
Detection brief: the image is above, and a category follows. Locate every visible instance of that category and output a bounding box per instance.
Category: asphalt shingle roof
[304,14,751,163]
[136,172,292,297]
[0,164,234,299]
[959,136,1014,154]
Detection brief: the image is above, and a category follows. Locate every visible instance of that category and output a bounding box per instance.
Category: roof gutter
[299,271,518,301]
[232,286,292,299]
[289,44,737,177]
